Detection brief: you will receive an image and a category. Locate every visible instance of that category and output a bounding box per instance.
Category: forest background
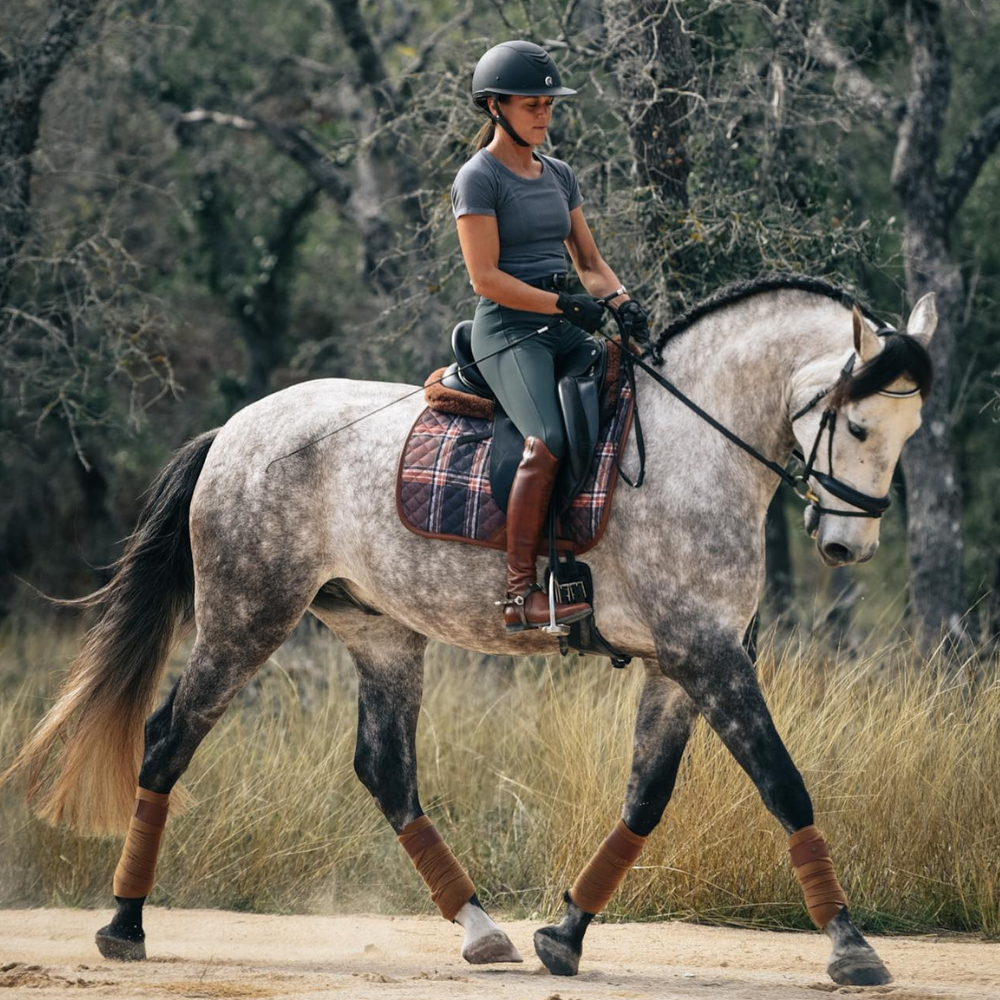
[1,0,1000,932]
[2,0,998,643]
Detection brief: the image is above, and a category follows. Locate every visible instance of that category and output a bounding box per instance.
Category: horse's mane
[647,271,933,402]
[649,272,887,362]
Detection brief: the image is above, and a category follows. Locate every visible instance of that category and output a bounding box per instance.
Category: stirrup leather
[495,583,544,627]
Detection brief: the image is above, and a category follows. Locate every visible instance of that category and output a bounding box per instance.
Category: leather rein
[608,314,921,523]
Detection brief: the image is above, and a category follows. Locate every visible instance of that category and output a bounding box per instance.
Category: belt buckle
[551,272,569,292]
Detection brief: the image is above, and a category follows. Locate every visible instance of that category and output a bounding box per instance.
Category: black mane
[649,272,887,362]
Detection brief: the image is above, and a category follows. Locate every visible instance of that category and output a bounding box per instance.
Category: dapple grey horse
[2,276,936,986]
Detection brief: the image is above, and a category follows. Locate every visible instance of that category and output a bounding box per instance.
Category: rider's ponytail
[470,94,508,154]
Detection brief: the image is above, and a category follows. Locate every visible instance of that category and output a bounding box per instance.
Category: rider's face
[491,95,555,145]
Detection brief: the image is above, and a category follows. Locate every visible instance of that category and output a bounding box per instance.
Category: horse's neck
[639,298,845,506]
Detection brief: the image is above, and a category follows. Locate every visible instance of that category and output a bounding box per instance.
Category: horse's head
[791,294,936,567]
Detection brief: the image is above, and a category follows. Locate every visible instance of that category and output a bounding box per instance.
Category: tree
[812,0,1000,645]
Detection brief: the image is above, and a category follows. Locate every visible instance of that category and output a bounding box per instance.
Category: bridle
[787,341,921,520]
[608,315,922,526]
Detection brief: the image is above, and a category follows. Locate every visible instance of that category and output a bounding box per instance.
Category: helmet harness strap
[485,96,530,148]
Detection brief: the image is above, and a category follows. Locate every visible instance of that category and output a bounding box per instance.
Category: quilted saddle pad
[395,380,634,555]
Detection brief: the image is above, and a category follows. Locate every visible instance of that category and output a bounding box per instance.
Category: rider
[452,40,649,633]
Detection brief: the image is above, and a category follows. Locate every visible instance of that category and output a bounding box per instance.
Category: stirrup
[541,570,570,637]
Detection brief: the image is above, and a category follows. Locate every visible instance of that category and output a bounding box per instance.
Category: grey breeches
[471,297,593,461]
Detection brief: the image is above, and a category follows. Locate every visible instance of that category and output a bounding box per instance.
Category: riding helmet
[471,40,577,109]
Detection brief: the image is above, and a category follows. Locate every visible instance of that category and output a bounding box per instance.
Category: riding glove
[615,299,650,344]
[556,292,606,334]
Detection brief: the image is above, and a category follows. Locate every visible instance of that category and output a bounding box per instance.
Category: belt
[525,272,573,292]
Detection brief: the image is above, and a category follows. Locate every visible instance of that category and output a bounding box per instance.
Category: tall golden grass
[1,616,997,935]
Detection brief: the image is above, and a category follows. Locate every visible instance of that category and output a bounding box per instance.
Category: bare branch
[808,23,905,123]
[253,120,353,205]
[401,2,474,79]
[942,103,1000,219]
[177,109,258,131]
[326,0,393,114]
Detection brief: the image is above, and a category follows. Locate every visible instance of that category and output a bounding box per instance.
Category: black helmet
[471,41,577,107]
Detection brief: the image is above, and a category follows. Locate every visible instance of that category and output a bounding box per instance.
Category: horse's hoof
[461,929,523,964]
[828,952,892,986]
[533,924,580,976]
[95,924,146,961]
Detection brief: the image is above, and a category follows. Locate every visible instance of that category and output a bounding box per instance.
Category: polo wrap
[112,787,170,899]
[569,819,647,915]
[788,824,849,928]
[398,815,475,922]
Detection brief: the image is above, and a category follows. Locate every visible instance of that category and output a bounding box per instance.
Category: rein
[607,315,920,523]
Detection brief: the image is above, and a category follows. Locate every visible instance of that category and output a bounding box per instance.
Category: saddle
[406,319,638,669]
[423,321,624,514]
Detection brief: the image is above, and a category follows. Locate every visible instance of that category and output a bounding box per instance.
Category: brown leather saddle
[424,320,623,515]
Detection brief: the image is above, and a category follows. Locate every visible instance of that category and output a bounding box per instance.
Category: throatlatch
[788,825,849,927]
[398,815,476,922]
[113,787,170,899]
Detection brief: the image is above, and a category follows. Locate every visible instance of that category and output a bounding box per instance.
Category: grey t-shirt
[451,148,583,282]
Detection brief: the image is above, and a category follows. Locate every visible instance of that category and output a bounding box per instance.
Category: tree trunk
[601,0,694,213]
[0,0,100,305]
[765,494,794,622]
[891,0,971,645]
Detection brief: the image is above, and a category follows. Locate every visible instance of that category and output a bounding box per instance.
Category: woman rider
[452,40,649,633]
[451,41,648,632]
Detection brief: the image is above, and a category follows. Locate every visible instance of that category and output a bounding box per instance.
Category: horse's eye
[847,420,868,441]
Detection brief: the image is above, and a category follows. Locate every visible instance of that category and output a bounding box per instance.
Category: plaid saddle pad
[395,379,634,554]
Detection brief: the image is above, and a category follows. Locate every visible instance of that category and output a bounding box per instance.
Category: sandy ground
[0,908,998,1000]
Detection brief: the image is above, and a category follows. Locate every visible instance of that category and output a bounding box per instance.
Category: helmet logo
[545,76,553,86]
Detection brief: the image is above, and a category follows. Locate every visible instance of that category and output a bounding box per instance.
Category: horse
[1,275,936,986]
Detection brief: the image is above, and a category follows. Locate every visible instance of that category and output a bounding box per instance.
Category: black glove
[615,298,650,344]
[556,291,606,334]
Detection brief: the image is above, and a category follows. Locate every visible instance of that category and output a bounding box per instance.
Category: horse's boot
[501,436,593,633]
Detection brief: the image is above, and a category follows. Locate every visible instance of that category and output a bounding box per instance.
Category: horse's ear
[906,292,938,344]
[852,305,881,362]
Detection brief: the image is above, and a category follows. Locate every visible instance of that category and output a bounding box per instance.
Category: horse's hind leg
[535,662,696,976]
[311,604,521,965]
[661,625,891,987]
[95,587,314,960]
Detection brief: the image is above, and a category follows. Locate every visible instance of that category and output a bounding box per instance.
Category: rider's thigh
[472,300,566,459]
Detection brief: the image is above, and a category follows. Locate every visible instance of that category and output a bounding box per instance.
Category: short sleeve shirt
[451,148,583,282]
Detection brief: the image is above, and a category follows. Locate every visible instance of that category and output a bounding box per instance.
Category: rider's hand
[614,298,650,344]
[556,292,606,334]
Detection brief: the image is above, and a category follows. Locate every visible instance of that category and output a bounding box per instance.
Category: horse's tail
[0,429,219,835]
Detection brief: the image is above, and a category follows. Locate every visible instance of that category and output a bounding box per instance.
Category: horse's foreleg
[665,627,891,987]
[339,619,522,965]
[535,666,696,976]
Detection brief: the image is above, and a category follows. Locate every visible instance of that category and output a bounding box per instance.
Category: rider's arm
[456,214,562,313]
[564,206,630,309]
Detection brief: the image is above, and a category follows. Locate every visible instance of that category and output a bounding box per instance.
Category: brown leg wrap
[112,787,170,899]
[789,825,849,928]
[569,819,647,915]
[398,815,475,922]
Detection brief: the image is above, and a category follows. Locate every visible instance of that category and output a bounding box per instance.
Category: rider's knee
[540,428,566,462]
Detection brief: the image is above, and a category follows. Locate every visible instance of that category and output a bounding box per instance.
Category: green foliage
[1,0,997,627]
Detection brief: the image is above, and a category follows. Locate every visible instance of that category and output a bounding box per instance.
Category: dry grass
[1,616,998,935]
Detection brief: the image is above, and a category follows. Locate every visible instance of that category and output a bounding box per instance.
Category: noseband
[790,337,921,520]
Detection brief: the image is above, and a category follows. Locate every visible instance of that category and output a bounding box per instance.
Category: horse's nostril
[822,542,854,564]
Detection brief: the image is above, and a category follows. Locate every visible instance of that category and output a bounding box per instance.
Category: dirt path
[1,908,997,1000]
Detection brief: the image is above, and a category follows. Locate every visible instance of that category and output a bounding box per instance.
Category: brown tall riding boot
[501,436,593,633]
